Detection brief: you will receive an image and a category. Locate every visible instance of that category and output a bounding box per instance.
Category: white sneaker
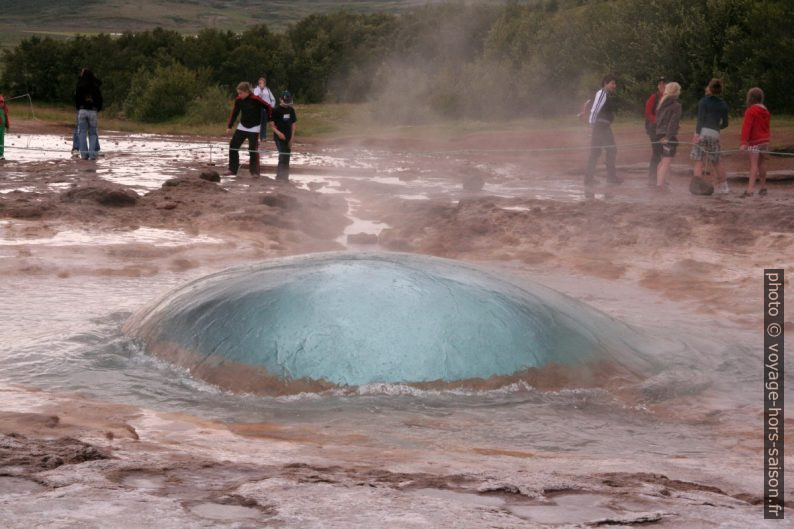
[71,149,80,158]
[719,182,730,194]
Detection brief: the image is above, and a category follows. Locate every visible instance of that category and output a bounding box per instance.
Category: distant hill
[0,0,478,57]
[0,0,452,41]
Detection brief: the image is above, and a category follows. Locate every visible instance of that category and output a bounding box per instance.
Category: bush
[184,85,232,125]
[124,62,200,122]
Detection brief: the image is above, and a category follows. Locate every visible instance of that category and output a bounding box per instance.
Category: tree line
[1,0,791,123]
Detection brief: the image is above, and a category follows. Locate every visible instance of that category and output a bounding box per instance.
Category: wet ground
[0,126,792,527]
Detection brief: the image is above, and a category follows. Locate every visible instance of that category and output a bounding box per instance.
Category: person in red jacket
[644,77,666,184]
[0,94,10,160]
[226,81,274,177]
[739,87,771,197]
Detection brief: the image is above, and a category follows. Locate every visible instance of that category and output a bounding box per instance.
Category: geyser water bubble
[124,253,654,395]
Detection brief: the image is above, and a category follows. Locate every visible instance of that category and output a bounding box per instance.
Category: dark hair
[707,78,722,95]
[746,87,764,106]
[259,74,267,81]
[602,74,617,86]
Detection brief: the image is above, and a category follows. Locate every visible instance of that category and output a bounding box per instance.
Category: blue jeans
[77,109,99,160]
[72,113,100,152]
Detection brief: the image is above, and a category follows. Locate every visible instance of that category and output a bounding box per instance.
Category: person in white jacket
[254,75,276,141]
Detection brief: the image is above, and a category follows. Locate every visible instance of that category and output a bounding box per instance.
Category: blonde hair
[236,81,252,93]
[657,81,681,110]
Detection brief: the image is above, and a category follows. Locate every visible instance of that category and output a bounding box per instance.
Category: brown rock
[62,184,138,207]
[261,193,299,209]
[199,170,221,182]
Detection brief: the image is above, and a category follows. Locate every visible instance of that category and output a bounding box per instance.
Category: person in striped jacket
[584,74,622,189]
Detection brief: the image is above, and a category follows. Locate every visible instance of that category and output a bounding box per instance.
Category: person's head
[663,81,681,99]
[707,78,722,96]
[657,81,681,110]
[236,81,252,97]
[0,95,5,106]
[746,87,764,106]
[280,90,293,105]
[258,76,267,88]
[79,67,94,81]
[602,74,617,92]
[656,76,666,94]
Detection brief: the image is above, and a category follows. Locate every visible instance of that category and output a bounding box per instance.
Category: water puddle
[121,473,167,491]
[0,226,223,248]
[188,502,261,521]
[507,493,619,524]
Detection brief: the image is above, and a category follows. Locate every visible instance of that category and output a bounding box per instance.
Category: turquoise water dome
[125,253,650,393]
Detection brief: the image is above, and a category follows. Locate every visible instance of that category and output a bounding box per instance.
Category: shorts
[661,137,678,158]
[690,135,720,162]
[748,143,769,154]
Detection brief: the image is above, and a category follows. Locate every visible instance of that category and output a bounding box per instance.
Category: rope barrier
[3,93,36,120]
[2,94,791,159]
[3,138,792,159]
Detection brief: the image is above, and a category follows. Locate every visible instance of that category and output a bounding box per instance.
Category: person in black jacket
[75,68,103,161]
[690,78,730,193]
[271,90,297,181]
[226,81,274,177]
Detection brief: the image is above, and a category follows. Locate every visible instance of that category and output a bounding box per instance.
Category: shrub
[124,62,200,122]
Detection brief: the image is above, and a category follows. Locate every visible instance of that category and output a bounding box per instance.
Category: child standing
[271,91,297,182]
[0,94,9,160]
[740,87,771,197]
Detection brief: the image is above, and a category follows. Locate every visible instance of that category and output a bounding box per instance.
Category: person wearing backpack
[644,77,666,185]
[584,74,622,189]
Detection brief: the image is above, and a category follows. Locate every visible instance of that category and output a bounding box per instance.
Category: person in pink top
[739,87,771,197]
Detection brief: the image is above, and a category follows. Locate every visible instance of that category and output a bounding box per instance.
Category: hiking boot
[740,190,754,198]
[758,188,768,196]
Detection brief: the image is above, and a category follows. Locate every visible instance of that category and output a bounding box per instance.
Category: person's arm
[287,122,296,147]
[669,104,682,139]
[270,119,285,141]
[3,105,9,131]
[588,90,606,125]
